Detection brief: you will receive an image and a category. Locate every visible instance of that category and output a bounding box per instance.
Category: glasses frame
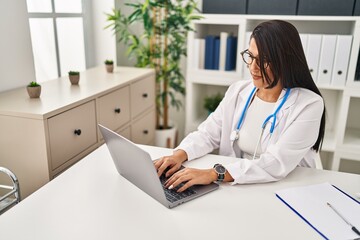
[240,49,269,68]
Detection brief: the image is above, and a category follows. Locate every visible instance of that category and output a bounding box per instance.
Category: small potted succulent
[204,93,224,115]
[68,71,80,85]
[26,81,41,98]
[104,59,114,73]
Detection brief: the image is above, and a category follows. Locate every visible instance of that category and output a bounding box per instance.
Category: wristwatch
[213,164,226,182]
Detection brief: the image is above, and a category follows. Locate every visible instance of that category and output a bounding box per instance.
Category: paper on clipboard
[275,182,360,240]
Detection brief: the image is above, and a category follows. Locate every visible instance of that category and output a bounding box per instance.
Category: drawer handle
[114,108,121,114]
[142,93,148,98]
[143,130,149,134]
[74,129,82,136]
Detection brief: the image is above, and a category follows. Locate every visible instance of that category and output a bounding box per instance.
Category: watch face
[215,165,226,174]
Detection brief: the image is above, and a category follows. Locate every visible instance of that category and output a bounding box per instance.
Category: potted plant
[105,0,201,147]
[26,81,41,98]
[204,93,224,115]
[104,59,114,73]
[68,71,80,85]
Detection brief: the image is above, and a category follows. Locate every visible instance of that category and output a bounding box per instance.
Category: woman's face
[247,38,274,89]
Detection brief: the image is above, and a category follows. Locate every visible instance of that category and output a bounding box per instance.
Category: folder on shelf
[214,37,220,70]
[275,182,360,240]
[242,32,252,79]
[193,38,205,69]
[306,34,322,81]
[219,32,229,71]
[225,36,237,71]
[317,34,337,85]
[299,33,308,54]
[331,35,352,86]
[205,35,219,70]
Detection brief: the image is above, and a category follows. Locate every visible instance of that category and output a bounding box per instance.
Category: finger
[165,164,181,178]
[177,180,195,192]
[157,161,170,177]
[168,174,191,190]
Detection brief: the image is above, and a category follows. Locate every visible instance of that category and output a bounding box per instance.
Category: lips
[251,74,262,80]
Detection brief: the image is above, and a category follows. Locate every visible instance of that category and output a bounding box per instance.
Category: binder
[276,182,360,240]
[219,32,229,71]
[306,34,322,81]
[331,35,352,86]
[214,37,220,70]
[317,34,337,85]
[299,33,308,54]
[242,32,252,79]
[225,36,237,71]
[193,39,201,69]
[204,35,218,70]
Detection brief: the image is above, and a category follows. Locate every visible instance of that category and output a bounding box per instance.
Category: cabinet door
[98,86,130,133]
[131,110,155,145]
[130,76,155,118]
[48,100,97,170]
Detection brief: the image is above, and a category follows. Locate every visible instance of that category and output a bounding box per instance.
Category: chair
[0,167,21,214]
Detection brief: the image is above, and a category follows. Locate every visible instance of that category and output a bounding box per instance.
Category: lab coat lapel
[231,84,256,132]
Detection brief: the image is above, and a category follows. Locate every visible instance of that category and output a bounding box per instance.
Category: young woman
[154,20,326,192]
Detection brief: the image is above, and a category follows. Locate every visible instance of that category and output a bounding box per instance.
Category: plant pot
[69,75,80,85]
[155,126,177,148]
[105,64,114,73]
[26,86,41,98]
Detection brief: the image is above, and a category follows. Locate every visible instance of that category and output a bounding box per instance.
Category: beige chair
[0,167,21,214]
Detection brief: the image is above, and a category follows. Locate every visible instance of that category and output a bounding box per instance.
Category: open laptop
[98,124,219,208]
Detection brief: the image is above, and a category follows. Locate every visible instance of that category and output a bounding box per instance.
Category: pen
[327,202,360,236]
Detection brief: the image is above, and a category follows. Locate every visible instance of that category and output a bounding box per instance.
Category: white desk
[0,144,359,240]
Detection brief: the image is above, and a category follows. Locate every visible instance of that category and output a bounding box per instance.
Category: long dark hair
[251,20,325,152]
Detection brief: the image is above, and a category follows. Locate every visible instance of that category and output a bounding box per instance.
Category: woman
[155,20,326,192]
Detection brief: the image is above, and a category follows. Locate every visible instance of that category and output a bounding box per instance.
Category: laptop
[98,124,219,208]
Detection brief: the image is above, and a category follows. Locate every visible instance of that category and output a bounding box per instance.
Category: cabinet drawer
[98,86,130,133]
[131,110,155,144]
[117,126,131,140]
[48,101,97,170]
[131,76,155,118]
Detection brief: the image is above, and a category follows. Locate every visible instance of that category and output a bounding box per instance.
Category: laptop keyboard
[159,174,197,203]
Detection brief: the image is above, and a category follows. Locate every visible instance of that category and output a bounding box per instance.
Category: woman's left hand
[164,168,217,192]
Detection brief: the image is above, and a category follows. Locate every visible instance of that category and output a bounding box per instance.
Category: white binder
[317,34,337,85]
[299,33,308,54]
[242,31,252,80]
[219,32,228,71]
[306,34,322,81]
[193,38,205,69]
[331,35,353,86]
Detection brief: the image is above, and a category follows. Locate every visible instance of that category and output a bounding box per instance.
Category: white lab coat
[177,80,324,184]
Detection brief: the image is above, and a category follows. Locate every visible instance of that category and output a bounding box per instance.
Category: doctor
[155,20,326,192]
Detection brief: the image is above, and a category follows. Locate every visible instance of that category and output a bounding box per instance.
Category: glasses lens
[242,52,253,65]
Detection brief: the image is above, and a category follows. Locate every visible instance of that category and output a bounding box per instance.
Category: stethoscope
[230,87,291,159]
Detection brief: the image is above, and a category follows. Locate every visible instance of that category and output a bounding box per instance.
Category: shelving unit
[185,14,360,173]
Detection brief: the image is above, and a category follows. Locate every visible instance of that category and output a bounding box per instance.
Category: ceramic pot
[27,86,41,98]
[69,74,80,85]
[105,64,114,73]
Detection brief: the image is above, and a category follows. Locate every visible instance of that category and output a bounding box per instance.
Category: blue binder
[204,35,219,69]
[225,36,238,71]
[214,38,220,70]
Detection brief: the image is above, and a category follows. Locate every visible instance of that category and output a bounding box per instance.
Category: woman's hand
[164,168,218,192]
[154,149,188,178]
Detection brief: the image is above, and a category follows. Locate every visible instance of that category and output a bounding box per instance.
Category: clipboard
[275,182,360,240]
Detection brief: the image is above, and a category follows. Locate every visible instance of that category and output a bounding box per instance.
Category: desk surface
[0,144,359,240]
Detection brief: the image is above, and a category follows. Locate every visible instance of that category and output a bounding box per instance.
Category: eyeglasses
[240,49,269,68]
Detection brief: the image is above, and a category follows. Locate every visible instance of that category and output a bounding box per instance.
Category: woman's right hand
[154,149,188,178]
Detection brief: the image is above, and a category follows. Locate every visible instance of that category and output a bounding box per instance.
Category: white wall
[0,0,36,93]
[91,0,116,66]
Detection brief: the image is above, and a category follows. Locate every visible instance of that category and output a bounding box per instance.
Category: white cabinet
[185,14,360,173]
[0,66,155,198]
